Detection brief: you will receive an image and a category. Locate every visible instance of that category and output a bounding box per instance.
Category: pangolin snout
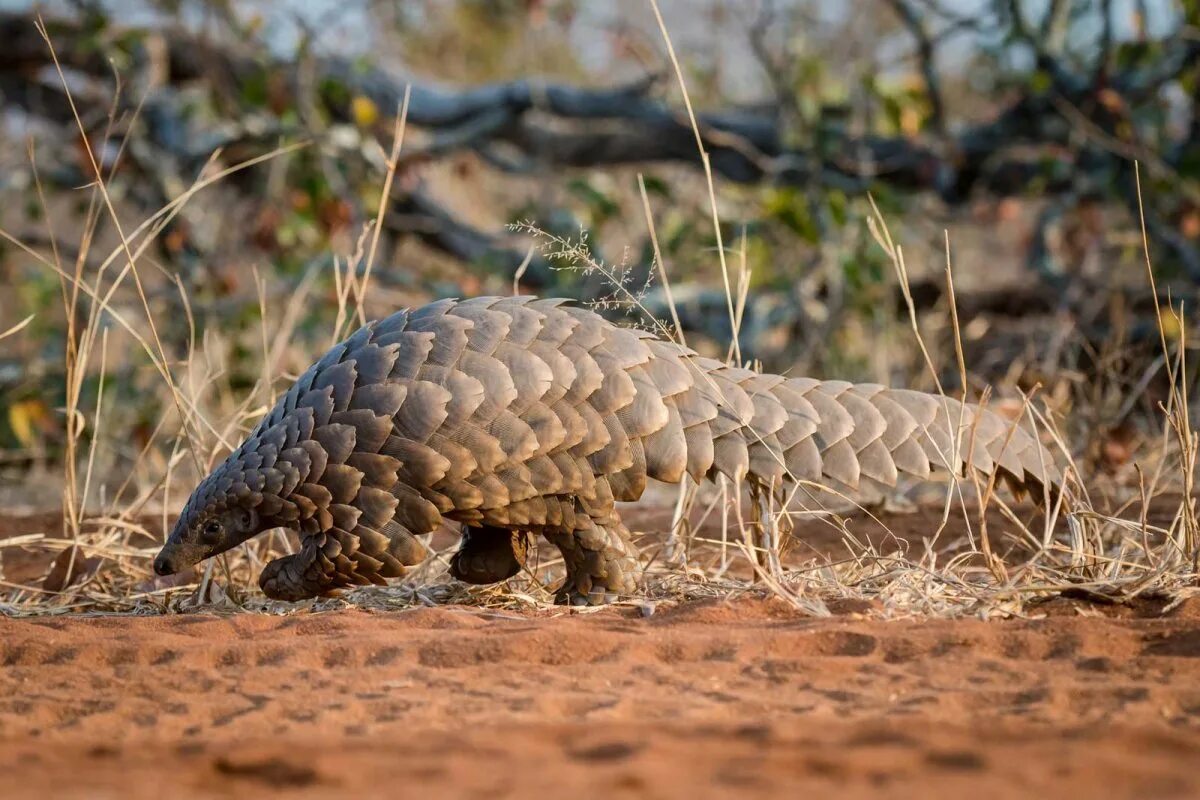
[153,540,184,576]
[153,553,174,576]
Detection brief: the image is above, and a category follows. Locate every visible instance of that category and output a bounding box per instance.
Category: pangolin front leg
[259,535,339,601]
[260,528,428,601]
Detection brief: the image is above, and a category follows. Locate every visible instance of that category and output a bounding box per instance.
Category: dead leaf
[9,398,51,448]
[43,546,103,593]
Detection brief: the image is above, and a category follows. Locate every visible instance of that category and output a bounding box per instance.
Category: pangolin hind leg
[450,525,531,585]
[545,515,639,606]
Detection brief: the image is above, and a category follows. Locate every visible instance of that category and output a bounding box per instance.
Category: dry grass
[0,12,1196,619]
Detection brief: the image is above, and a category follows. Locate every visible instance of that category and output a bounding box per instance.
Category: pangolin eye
[203,520,222,536]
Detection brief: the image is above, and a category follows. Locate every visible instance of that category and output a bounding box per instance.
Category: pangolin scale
[154,296,1059,604]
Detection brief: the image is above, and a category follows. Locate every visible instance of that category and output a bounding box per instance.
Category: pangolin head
[153,453,278,577]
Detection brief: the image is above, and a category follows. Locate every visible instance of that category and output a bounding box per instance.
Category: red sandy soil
[1,597,1199,798]
[2,502,1199,798]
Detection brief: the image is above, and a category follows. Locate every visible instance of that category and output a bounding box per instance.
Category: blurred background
[0,0,1197,509]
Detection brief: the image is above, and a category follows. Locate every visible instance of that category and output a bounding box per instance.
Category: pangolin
[154,296,1059,605]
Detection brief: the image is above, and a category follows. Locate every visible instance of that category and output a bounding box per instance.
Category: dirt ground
[2,503,1200,799]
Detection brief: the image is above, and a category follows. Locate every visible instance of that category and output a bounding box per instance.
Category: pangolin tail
[636,345,1061,502]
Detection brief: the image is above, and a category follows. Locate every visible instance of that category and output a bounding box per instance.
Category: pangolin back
[165,296,1060,602]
